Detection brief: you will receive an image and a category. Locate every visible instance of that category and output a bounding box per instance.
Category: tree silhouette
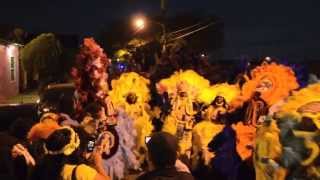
[21,33,62,89]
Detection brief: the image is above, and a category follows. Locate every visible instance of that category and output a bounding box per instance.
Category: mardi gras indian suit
[231,62,299,160]
[254,119,287,180]
[192,83,240,167]
[157,70,211,157]
[274,83,320,179]
[166,84,196,157]
[192,115,224,167]
[71,39,139,180]
[109,72,153,163]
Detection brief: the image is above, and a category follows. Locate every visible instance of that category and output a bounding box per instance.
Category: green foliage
[114,49,131,61]
[21,33,62,80]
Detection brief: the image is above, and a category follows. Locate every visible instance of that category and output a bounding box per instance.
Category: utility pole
[160,0,167,52]
[160,0,166,16]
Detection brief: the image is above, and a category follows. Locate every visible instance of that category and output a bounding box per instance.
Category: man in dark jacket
[137,132,194,180]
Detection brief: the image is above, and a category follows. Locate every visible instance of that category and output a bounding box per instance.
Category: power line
[167,21,207,35]
[168,21,216,41]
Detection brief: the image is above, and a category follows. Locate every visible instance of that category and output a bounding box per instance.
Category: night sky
[1,0,320,60]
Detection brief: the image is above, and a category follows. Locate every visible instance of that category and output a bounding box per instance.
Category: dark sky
[1,0,320,60]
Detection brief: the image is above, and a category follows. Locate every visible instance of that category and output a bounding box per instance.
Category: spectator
[11,143,35,167]
[207,125,242,180]
[31,126,109,180]
[60,113,80,127]
[0,118,35,180]
[27,113,61,143]
[80,102,106,135]
[137,132,194,180]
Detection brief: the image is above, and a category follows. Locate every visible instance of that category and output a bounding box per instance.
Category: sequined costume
[254,83,320,179]
[231,62,299,161]
[157,70,210,158]
[71,38,139,179]
[109,72,153,164]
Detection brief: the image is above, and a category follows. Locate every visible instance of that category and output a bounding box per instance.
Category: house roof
[0,38,23,46]
[0,38,12,45]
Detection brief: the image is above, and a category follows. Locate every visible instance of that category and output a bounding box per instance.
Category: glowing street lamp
[132,16,166,52]
[134,18,145,30]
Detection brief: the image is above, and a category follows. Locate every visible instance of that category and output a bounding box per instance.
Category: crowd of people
[0,103,195,180]
[1,38,320,180]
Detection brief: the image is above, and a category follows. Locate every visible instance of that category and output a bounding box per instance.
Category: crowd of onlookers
[0,107,110,180]
[0,99,200,180]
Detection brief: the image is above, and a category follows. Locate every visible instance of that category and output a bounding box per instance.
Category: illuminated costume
[109,72,153,164]
[192,115,224,168]
[232,62,299,107]
[254,118,287,180]
[170,81,196,158]
[71,38,139,179]
[252,83,320,180]
[192,83,240,168]
[157,70,210,158]
[71,38,113,125]
[274,83,320,179]
[244,92,268,127]
[231,62,299,160]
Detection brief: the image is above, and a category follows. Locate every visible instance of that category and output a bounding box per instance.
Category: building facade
[0,43,20,103]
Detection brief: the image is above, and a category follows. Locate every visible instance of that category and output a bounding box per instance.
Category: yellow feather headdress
[156,70,210,101]
[197,83,241,105]
[109,72,150,107]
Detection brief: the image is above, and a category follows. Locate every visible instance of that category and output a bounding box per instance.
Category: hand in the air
[11,144,36,166]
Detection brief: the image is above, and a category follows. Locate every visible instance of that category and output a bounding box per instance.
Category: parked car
[38,83,75,117]
[0,83,76,131]
[0,103,38,131]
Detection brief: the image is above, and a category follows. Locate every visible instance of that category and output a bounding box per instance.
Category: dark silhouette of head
[126,92,138,104]
[146,132,178,168]
[84,102,104,119]
[45,128,74,153]
[31,128,84,180]
[9,117,35,141]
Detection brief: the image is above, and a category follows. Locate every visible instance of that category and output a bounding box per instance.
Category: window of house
[10,56,16,81]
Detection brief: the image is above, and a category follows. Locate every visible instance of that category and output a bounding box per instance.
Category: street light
[133,16,166,52]
[134,18,145,30]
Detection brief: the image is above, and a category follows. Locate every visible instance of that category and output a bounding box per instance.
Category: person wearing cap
[27,113,61,142]
[137,132,194,180]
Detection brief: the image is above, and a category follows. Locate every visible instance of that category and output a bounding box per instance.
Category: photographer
[31,126,109,180]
